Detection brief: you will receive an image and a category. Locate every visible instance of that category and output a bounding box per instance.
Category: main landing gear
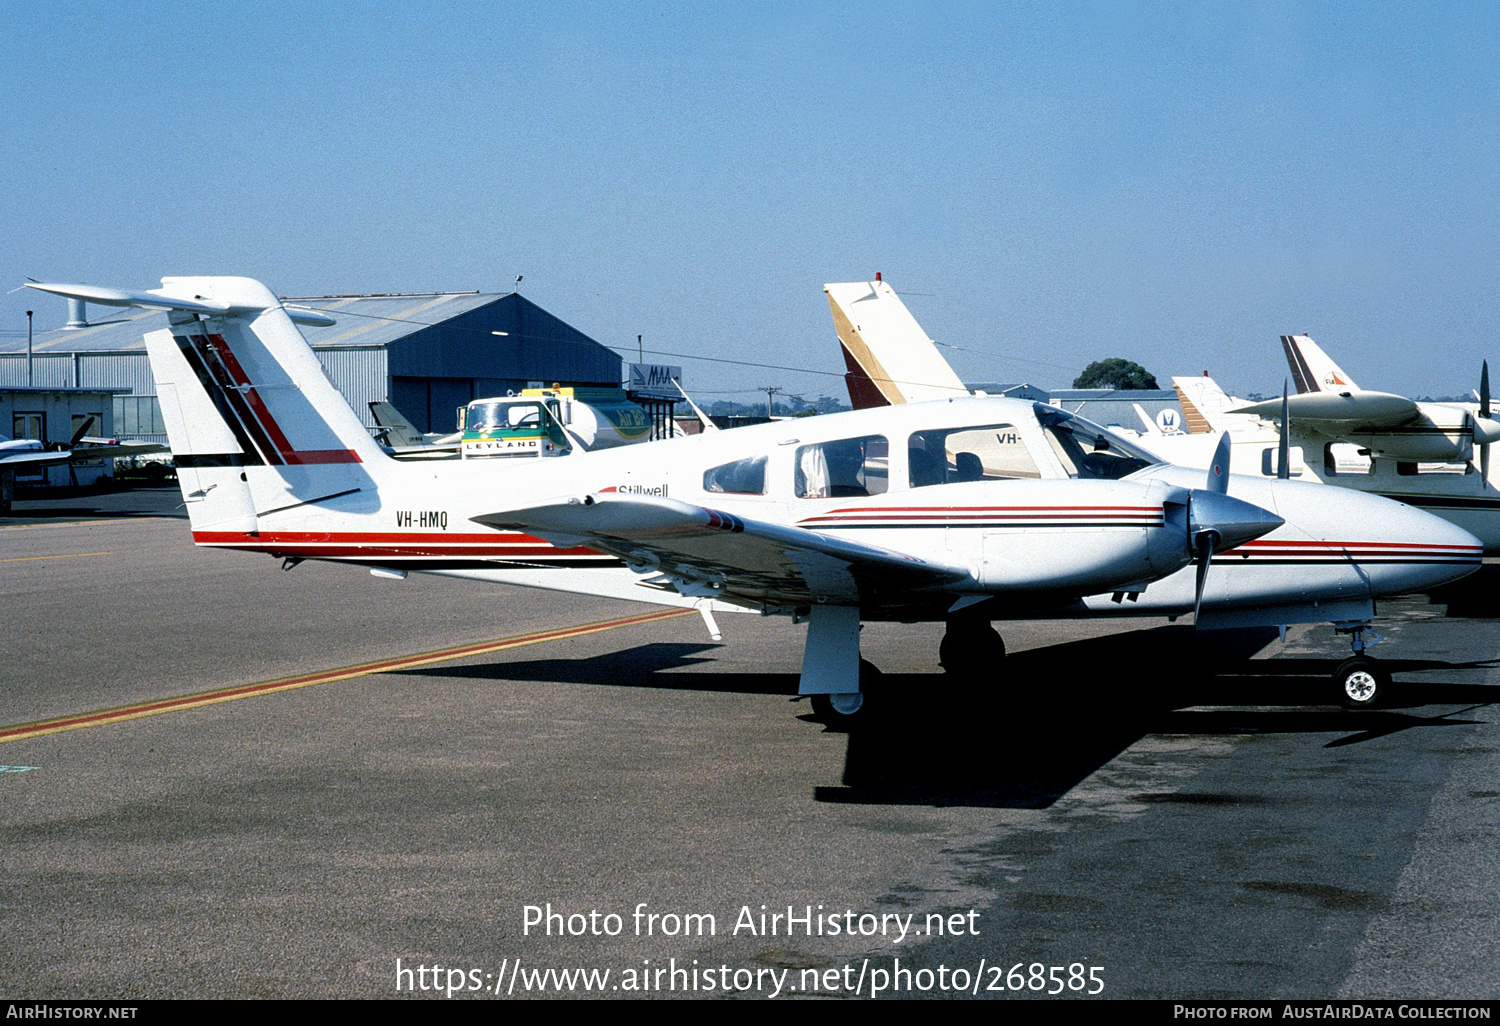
[810,660,883,729]
[1331,624,1390,709]
[797,609,1008,729]
[939,617,1006,677]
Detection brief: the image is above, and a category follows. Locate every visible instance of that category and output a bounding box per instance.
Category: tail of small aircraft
[369,400,429,447]
[823,279,969,408]
[29,277,387,535]
[1170,376,1241,434]
[1281,334,1359,394]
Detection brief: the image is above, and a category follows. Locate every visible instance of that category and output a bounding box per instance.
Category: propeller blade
[68,415,97,447]
[1482,361,1492,479]
[1277,380,1291,480]
[1207,432,1231,494]
[1193,531,1217,620]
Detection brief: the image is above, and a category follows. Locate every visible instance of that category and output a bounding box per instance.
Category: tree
[1072,358,1158,390]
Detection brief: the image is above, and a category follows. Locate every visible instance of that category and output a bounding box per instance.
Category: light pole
[26,310,33,386]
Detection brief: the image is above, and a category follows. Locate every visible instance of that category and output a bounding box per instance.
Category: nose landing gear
[1331,624,1389,708]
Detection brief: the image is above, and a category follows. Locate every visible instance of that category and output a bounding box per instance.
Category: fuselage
[187,396,1482,625]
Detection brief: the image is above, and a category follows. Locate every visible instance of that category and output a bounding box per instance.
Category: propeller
[1277,379,1291,481]
[68,415,98,447]
[1475,361,1500,480]
[1186,433,1284,619]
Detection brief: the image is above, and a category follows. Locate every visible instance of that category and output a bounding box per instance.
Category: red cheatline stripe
[803,513,1163,522]
[0,608,691,745]
[193,534,558,549]
[1237,539,1481,551]
[823,505,1163,514]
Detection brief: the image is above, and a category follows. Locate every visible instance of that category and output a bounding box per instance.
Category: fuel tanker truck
[458,386,659,459]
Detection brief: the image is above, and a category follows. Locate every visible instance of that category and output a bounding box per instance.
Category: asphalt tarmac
[2,485,1497,1000]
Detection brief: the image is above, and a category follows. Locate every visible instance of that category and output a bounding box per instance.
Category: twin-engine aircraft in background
[1231,335,1500,551]
[1,417,164,513]
[25,277,1484,716]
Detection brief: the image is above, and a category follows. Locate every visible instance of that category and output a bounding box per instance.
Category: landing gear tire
[1333,656,1389,709]
[811,660,882,729]
[940,620,1005,677]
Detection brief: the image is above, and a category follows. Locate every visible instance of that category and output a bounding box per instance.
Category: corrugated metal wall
[0,352,157,393]
[316,347,388,428]
[3,349,389,425]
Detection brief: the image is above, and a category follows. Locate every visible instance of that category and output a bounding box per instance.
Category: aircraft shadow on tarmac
[395,642,799,695]
[1425,563,1500,618]
[3,484,188,521]
[394,626,1499,810]
[819,625,1500,809]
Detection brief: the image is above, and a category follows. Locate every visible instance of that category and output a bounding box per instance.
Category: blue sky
[2,1,1496,401]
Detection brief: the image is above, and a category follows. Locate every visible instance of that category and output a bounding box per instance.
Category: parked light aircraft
[368,400,461,453]
[1228,335,1500,551]
[1,417,164,512]
[25,277,1485,715]
[825,278,1495,704]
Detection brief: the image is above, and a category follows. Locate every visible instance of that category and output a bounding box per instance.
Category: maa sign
[629,363,684,399]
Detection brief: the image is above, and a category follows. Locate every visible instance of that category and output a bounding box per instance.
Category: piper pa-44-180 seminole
[26,277,1484,716]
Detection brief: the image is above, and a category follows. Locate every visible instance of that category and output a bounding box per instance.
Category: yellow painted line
[0,552,111,564]
[0,607,692,744]
[0,517,177,531]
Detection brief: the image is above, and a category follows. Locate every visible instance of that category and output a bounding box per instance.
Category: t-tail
[27,277,388,538]
[1281,334,1359,394]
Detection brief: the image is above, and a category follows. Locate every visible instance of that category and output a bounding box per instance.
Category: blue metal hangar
[0,290,624,444]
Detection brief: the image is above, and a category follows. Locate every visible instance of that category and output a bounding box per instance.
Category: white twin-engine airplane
[27,277,1484,717]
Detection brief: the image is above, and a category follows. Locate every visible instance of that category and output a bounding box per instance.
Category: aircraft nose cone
[1189,490,1285,551]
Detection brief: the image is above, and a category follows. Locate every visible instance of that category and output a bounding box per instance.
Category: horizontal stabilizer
[27,281,335,327]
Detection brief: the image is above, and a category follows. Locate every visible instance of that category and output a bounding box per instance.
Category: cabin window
[795,435,888,498]
[1035,405,1157,480]
[908,424,1039,487]
[1324,442,1371,476]
[703,455,767,495]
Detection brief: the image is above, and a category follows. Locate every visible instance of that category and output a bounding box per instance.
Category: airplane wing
[473,493,972,608]
[1232,391,1420,431]
[0,449,75,468]
[71,440,167,458]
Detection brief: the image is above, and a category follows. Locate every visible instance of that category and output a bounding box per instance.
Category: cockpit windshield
[1033,404,1161,480]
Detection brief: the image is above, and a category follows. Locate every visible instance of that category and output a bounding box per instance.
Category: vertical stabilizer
[824,280,969,408]
[1281,334,1358,394]
[1172,376,1240,433]
[26,276,388,535]
[136,278,387,533]
[369,400,429,447]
